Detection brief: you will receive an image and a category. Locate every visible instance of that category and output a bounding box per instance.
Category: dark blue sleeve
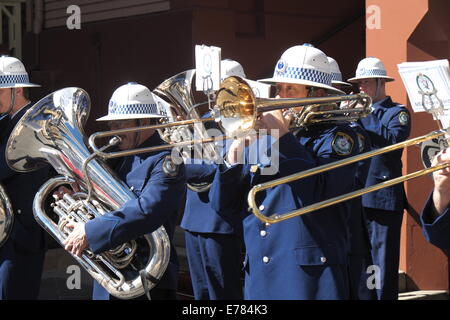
[85,158,186,254]
[208,163,249,214]
[421,193,450,249]
[185,163,217,184]
[208,132,317,213]
[359,107,411,147]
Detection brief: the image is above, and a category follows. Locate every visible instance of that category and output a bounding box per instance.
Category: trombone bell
[214,76,257,137]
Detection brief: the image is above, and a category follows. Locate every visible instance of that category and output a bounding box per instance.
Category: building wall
[26,8,193,133]
[23,0,365,134]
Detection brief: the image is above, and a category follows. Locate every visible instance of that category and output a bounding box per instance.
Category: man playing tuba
[63,82,186,300]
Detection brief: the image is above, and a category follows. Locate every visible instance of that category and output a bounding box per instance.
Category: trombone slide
[248,128,450,223]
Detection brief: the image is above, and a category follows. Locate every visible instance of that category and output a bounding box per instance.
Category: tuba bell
[5,88,170,299]
[153,69,220,164]
[0,184,13,248]
[153,69,219,192]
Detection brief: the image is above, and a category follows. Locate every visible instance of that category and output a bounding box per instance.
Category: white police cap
[327,57,351,87]
[221,59,246,81]
[97,82,168,121]
[348,57,395,83]
[0,55,40,88]
[258,44,343,94]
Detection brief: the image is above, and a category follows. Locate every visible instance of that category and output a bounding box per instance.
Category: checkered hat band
[331,72,342,82]
[277,67,332,85]
[356,69,387,77]
[0,74,29,85]
[110,103,160,115]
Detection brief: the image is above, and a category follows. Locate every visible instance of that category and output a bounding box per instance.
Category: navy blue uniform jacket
[85,134,186,290]
[181,162,242,234]
[359,97,411,211]
[208,123,359,300]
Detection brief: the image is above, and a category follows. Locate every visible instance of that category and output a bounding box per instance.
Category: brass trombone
[89,76,372,159]
[247,128,450,224]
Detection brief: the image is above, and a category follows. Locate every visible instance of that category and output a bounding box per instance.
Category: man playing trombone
[208,44,361,299]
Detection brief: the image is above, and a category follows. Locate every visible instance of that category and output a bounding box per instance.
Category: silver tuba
[153,69,219,192]
[0,184,13,248]
[5,88,170,299]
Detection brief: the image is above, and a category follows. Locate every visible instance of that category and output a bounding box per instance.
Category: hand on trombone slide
[431,147,450,215]
[225,110,289,165]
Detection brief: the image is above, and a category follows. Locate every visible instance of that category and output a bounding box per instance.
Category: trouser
[364,207,404,300]
[0,240,46,300]
[184,231,243,300]
[348,254,378,300]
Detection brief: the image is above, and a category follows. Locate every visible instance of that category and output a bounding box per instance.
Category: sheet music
[397,59,450,113]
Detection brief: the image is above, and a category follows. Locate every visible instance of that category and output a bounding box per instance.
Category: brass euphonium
[0,183,13,248]
[5,88,170,299]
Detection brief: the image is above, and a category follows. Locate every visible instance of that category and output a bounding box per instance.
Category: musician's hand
[340,92,354,110]
[259,109,290,137]
[431,147,450,215]
[64,222,89,257]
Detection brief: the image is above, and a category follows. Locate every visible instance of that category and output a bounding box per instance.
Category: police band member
[420,148,450,249]
[208,44,360,299]
[0,56,51,299]
[180,59,245,300]
[348,57,412,300]
[63,83,186,300]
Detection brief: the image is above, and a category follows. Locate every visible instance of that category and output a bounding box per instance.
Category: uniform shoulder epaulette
[397,111,410,126]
